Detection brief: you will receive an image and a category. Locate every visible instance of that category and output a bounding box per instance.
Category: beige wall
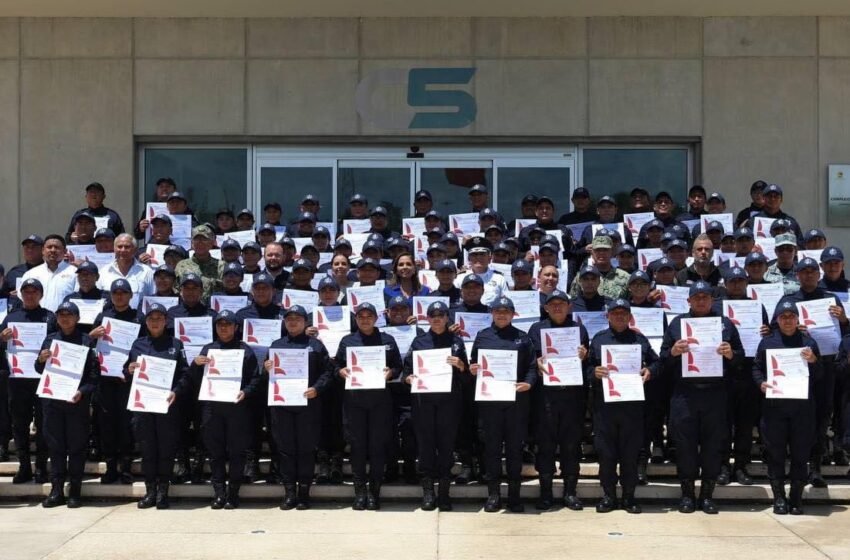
[0,16,849,263]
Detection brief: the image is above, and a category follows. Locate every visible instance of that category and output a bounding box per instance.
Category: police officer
[335,302,403,510]
[0,278,56,483]
[557,187,595,226]
[676,234,722,288]
[265,305,332,510]
[403,301,469,511]
[90,279,139,485]
[471,296,537,513]
[754,301,820,515]
[571,265,612,312]
[659,281,745,514]
[820,246,850,466]
[527,290,589,510]
[66,182,125,241]
[570,236,629,301]
[587,299,658,514]
[126,303,191,509]
[34,301,99,508]
[190,310,261,510]
[134,177,176,240]
[64,261,107,333]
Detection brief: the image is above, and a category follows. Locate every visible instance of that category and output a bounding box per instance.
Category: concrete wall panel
[134,59,245,134]
[247,18,358,58]
[588,17,701,57]
[473,18,586,57]
[589,59,701,136]
[20,60,133,242]
[21,18,131,58]
[134,18,245,58]
[0,18,19,58]
[0,61,19,264]
[360,18,472,58]
[819,17,850,57]
[818,58,850,247]
[704,17,816,57]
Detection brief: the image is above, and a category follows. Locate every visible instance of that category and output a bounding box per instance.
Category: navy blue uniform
[66,206,125,240]
[268,333,332,485]
[63,288,108,332]
[822,276,850,453]
[35,330,99,486]
[402,330,469,480]
[572,293,611,313]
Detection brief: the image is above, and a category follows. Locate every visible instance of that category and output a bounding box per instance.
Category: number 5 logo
[355,67,477,130]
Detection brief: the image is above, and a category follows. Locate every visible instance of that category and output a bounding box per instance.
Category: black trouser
[175,392,202,457]
[318,377,346,458]
[247,387,267,457]
[593,399,643,491]
[343,390,392,484]
[0,374,11,447]
[133,408,180,484]
[42,398,90,484]
[201,402,252,485]
[387,384,416,470]
[762,399,815,480]
[270,401,322,485]
[455,376,481,467]
[478,394,530,482]
[98,379,133,460]
[834,368,848,450]
[412,392,462,479]
[643,376,670,455]
[669,383,727,481]
[9,379,46,464]
[534,387,585,479]
[725,378,760,467]
[812,360,835,458]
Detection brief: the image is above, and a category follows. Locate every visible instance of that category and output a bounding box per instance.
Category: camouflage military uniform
[569,266,629,300]
[175,255,224,303]
[764,263,800,295]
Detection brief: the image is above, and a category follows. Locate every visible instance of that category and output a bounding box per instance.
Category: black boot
[352,479,367,511]
[366,480,381,510]
[119,456,134,485]
[280,484,297,510]
[698,480,719,514]
[34,458,48,484]
[621,489,641,514]
[535,475,553,510]
[315,451,331,485]
[437,478,452,511]
[421,478,437,511]
[789,480,805,515]
[296,483,311,510]
[809,458,828,488]
[507,480,524,513]
[101,458,120,484]
[770,479,788,515]
[563,476,583,510]
[637,458,649,486]
[678,480,696,513]
[67,481,82,508]
[155,481,171,509]
[596,486,617,513]
[138,482,157,509]
[734,465,753,486]
[243,450,259,483]
[171,452,189,484]
[484,481,501,512]
[13,457,33,484]
[329,454,344,485]
[211,483,226,509]
[42,482,66,508]
[224,482,241,509]
[716,464,731,486]
[266,458,282,485]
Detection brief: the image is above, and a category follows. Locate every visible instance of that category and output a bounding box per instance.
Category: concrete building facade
[1,15,849,260]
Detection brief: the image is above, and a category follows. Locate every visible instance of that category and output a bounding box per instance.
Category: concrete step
[2,477,850,503]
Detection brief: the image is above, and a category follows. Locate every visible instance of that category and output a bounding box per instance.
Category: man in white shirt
[20,235,77,312]
[454,237,506,307]
[97,233,154,309]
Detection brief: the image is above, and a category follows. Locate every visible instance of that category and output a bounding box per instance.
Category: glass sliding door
[337,161,415,233]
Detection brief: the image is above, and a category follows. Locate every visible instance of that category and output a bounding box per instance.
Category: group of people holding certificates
[1,178,848,517]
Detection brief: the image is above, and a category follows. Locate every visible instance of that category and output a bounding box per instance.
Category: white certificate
[175,316,213,346]
[448,213,481,235]
[67,244,97,261]
[343,219,371,235]
[316,222,337,240]
[68,298,105,325]
[37,340,89,401]
[474,348,517,402]
[455,312,490,343]
[345,346,386,390]
[591,223,626,243]
[542,356,583,386]
[411,348,453,393]
[343,233,370,257]
[313,305,351,332]
[623,212,655,236]
[198,349,244,403]
[269,378,309,407]
[267,348,310,406]
[753,217,776,238]
[242,318,282,348]
[629,307,665,338]
[540,327,581,359]
[701,213,734,235]
[0,299,7,325]
[573,312,608,340]
[169,214,192,240]
[211,295,248,314]
[95,344,129,379]
[637,249,663,271]
[603,374,645,403]
[797,298,841,355]
[418,270,438,290]
[282,289,319,313]
[514,218,537,236]
[748,283,784,319]
[413,296,450,325]
[566,221,594,241]
[144,203,168,242]
[504,290,541,322]
[753,237,777,261]
[142,296,178,315]
[7,322,47,351]
[318,330,347,357]
[85,252,115,269]
[347,285,387,327]
[657,285,690,315]
[383,325,417,356]
[402,218,426,238]
[765,348,810,399]
[723,300,764,357]
[7,348,39,379]
[99,318,141,350]
[143,244,169,268]
[601,344,644,402]
[37,369,83,402]
[127,355,176,414]
[218,229,257,248]
[681,317,724,378]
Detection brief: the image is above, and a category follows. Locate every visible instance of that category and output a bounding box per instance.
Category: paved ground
[2,500,849,560]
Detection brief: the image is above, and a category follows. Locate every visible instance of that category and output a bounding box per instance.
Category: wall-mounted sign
[355,67,476,130]
[828,164,850,226]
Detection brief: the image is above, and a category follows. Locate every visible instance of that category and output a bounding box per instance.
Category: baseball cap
[689,281,713,296]
[263,202,282,212]
[724,267,748,282]
[153,264,176,278]
[511,260,533,274]
[734,227,754,240]
[151,213,172,226]
[292,258,313,272]
[20,278,43,291]
[356,258,380,270]
[803,229,826,243]
[180,273,202,287]
[469,185,487,195]
[192,225,215,240]
[764,184,783,196]
[591,236,613,250]
[461,274,484,287]
[572,187,590,199]
[607,298,631,312]
[241,241,261,253]
[354,302,377,316]
[223,262,243,277]
[215,310,238,324]
[220,238,241,252]
[415,190,433,201]
[297,212,317,224]
[388,295,410,309]
[21,234,44,246]
[56,301,80,316]
[76,261,99,275]
[252,272,274,287]
[546,290,570,304]
[349,193,368,205]
[822,246,844,263]
[435,260,457,273]
[145,303,167,316]
[94,228,115,240]
[773,301,799,320]
[318,276,340,291]
[490,297,515,312]
[628,270,651,285]
[795,258,820,272]
[774,233,798,247]
[85,182,105,193]
[745,252,768,266]
[167,191,187,202]
[284,305,308,319]
[427,301,449,316]
[579,265,601,278]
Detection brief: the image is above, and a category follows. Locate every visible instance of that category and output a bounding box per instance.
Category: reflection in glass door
[417,161,493,218]
[337,161,415,234]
